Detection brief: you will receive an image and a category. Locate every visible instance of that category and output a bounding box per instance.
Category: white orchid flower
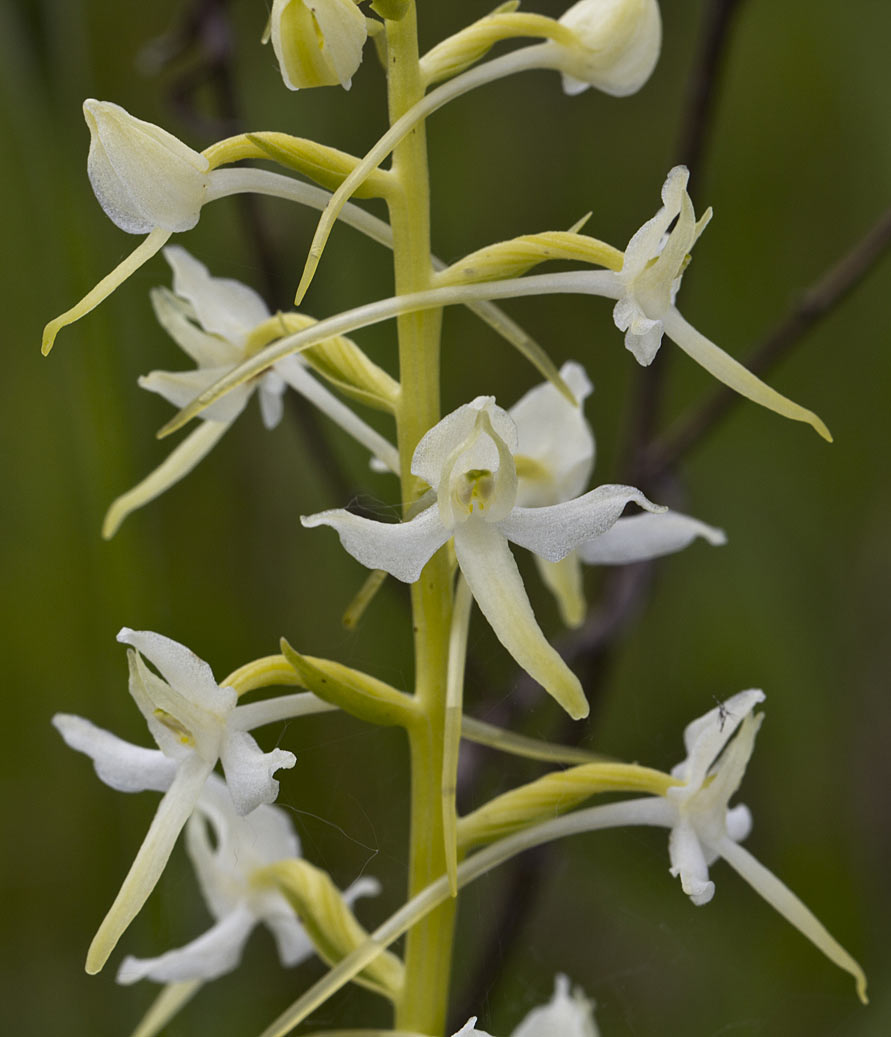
[52,629,298,975]
[268,0,367,91]
[510,360,725,625]
[303,396,662,719]
[656,690,867,1000]
[557,0,661,97]
[103,246,398,537]
[612,165,711,364]
[116,774,379,985]
[454,974,598,1037]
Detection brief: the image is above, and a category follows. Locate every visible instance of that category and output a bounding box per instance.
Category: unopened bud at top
[84,100,210,234]
[558,0,661,97]
[269,0,367,91]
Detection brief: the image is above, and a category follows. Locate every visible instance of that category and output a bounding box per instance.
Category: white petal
[717,837,868,1003]
[83,100,209,234]
[671,689,765,788]
[511,974,598,1037]
[661,307,832,441]
[118,629,237,716]
[262,896,315,966]
[668,819,714,906]
[451,1020,495,1037]
[412,397,517,489]
[510,360,595,505]
[534,553,587,628]
[725,803,753,845]
[52,713,178,793]
[139,366,253,423]
[150,287,242,368]
[86,754,213,974]
[500,485,662,563]
[275,356,399,472]
[310,0,368,89]
[117,903,256,984]
[219,729,296,815]
[301,503,450,583]
[577,510,725,565]
[164,246,270,342]
[103,421,231,539]
[454,521,588,719]
[259,371,287,430]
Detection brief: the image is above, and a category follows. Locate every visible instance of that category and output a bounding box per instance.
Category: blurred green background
[2,1,889,1034]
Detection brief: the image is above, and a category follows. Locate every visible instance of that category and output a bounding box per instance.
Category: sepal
[370,0,411,20]
[260,859,404,1000]
[280,639,418,727]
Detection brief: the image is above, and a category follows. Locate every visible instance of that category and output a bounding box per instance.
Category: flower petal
[301,503,450,583]
[668,817,715,906]
[661,307,832,441]
[500,485,662,563]
[102,421,231,539]
[310,0,368,89]
[139,366,253,423]
[511,360,595,506]
[275,355,399,472]
[534,553,587,628]
[118,629,236,716]
[117,902,256,984]
[219,729,296,815]
[671,689,765,789]
[86,753,213,974]
[150,286,242,368]
[718,836,868,1003]
[164,246,270,342]
[511,973,598,1037]
[454,521,588,719]
[412,397,517,489]
[52,713,177,793]
[261,896,315,967]
[577,510,725,565]
[83,100,209,234]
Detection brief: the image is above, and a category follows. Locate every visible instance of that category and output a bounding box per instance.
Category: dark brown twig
[643,206,891,480]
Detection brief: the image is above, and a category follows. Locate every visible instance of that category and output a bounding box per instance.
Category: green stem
[385,7,455,1035]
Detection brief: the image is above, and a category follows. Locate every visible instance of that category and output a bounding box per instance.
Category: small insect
[712,696,733,732]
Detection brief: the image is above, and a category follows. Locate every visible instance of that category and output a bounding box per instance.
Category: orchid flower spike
[52,629,298,975]
[103,247,398,537]
[303,396,663,719]
[510,361,725,626]
[116,774,379,986]
[454,974,599,1036]
[268,0,367,90]
[658,690,868,1002]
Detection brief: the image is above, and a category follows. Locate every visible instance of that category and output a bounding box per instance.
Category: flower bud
[83,100,210,235]
[558,0,661,97]
[269,0,367,91]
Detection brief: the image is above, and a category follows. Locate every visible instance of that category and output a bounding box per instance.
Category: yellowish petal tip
[41,320,61,356]
[855,971,868,1005]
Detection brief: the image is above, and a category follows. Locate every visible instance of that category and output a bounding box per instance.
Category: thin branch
[674,0,748,185]
[643,206,891,479]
